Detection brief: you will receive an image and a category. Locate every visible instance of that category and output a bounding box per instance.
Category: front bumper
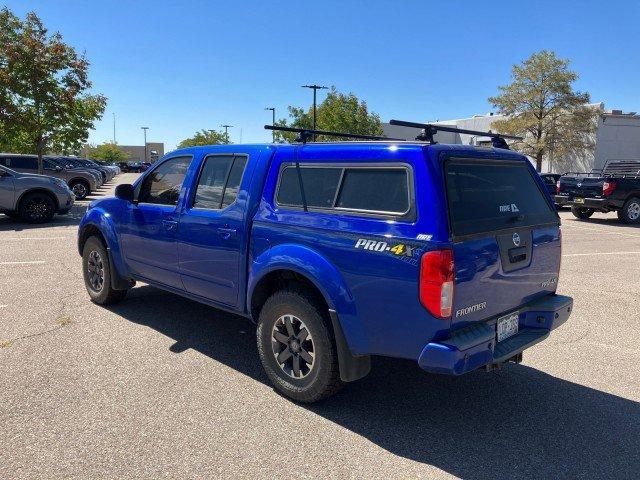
[55,191,75,214]
[417,294,573,375]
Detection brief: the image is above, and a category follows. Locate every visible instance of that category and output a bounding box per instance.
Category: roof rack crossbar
[389,119,523,148]
[264,125,405,143]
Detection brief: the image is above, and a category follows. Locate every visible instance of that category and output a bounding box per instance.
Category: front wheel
[619,197,640,224]
[571,206,595,220]
[257,289,343,403]
[70,180,90,199]
[19,192,56,223]
[82,236,128,305]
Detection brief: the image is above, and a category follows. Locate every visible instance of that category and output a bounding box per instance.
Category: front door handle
[162,219,178,232]
[217,227,237,239]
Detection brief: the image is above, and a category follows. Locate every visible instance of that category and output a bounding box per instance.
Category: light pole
[220,124,233,144]
[264,107,275,142]
[141,127,149,162]
[113,113,116,143]
[302,84,327,140]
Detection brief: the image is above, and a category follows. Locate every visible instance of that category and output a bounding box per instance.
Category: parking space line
[562,224,640,238]
[0,237,69,241]
[0,261,46,265]
[563,251,640,257]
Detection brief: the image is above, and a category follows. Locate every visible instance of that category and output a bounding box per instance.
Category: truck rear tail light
[420,249,454,318]
[556,180,561,194]
[603,181,617,196]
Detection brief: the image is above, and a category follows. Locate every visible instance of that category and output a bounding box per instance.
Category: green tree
[178,128,230,148]
[88,142,129,163]
[274,87,383,143]
[489,50,597,172]
[0,8,106,172]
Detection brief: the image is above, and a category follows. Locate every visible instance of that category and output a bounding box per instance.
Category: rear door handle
[162,219,178,232]
[217,227,237,239]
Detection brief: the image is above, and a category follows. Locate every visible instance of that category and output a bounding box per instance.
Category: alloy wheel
[87,250,105,292]
[25,197,53,221]
[271,314,315,379]
[628,202,640,221]
[73,183,88,198]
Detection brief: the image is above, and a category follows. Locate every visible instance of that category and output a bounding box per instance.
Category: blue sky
[5,1,640,150]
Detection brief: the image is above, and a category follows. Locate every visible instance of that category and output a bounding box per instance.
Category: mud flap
[328,309,371,382]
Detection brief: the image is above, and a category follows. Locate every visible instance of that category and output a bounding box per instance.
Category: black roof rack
[264,125,405,143]
[389,119,523,149]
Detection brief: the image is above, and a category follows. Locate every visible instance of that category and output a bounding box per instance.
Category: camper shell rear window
[444,158,558,237]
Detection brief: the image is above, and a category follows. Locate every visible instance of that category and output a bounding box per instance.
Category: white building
[594,110,640,171]
[383,104,618,173]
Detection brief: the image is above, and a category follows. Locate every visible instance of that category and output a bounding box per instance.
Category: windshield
[444,158,558,237]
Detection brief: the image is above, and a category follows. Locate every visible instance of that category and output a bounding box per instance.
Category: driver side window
[138,156,191,206]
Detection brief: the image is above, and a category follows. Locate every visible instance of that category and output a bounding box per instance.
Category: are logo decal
[499,203,520,213]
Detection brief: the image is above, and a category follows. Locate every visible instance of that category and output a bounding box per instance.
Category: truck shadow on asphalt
[0,214,82,231]
[113,285,640,480]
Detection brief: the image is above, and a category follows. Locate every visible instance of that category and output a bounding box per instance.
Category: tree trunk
[535,151,544,172]
[37,136,44,175]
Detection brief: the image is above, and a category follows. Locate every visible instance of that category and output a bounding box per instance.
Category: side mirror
[55,165,62,172]
[115,184,135,203]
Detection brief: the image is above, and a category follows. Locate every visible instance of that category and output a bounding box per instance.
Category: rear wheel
[619,197,640,224]
[257,289,343,403]
[571,206,594,220]
[82,236,128,305]
[70,180,90,199]
[18,192,56,223]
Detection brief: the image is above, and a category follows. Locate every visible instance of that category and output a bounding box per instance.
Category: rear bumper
[417,294,573,375]
[554,195,614,211]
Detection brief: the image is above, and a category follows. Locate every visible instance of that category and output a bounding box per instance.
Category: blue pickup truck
[78,128,572,402]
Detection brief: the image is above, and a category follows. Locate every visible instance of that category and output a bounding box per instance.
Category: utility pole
[113,113,116,143]
[264,107,276,142]
[141,126,149,162]
[302,84,327,141]
[220,124,233,144]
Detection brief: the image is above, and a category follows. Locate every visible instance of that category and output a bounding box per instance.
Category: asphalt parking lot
[1,177,639,479]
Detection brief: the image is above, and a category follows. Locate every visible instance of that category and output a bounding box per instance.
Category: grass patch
[0,340,12,348]
[56,316,73,326]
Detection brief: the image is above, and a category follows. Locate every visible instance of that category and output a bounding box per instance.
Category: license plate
[497,312,519,342]
[574,198,585,204]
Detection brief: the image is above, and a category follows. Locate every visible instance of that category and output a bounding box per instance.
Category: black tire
[619,197,640,224]
[257,289,343,403]
[18,192,56,223]
[82,236,128,305]
[70,180,90,199]
[571,206,595,220]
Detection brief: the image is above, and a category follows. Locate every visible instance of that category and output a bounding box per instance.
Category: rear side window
[276,164,411,217]
[277,167,341,208]
[193,155,247,210]
[337,169,409,213]
[138,156,191,205]
[8,156,37,170]
[445,158,557,237]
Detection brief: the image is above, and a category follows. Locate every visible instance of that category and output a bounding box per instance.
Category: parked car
[0,164,74,223]
[555,161,640,223]
[0,154,99,200]
[78,133,572,402]
[55,156,114,183]
[539,173,562,208]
